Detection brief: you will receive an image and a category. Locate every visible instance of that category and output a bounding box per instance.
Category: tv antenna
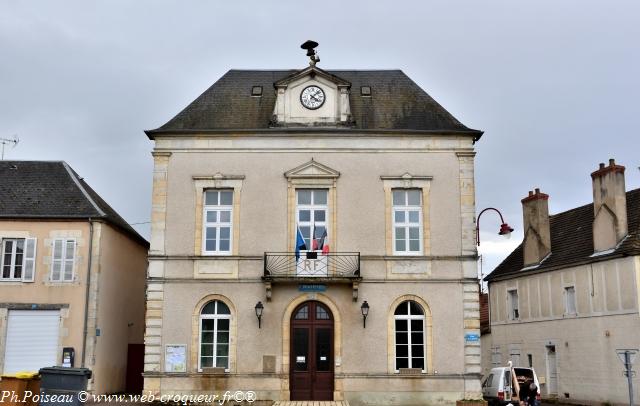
[0,134,19,160]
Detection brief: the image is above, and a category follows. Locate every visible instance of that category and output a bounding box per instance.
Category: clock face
[300,85,326,110]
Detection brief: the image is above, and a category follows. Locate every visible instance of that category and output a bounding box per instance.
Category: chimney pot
[521,188,551,266]
[599,163,605,169]
[591,158,628,252]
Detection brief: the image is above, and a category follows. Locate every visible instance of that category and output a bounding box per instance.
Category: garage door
[4,310,60,373]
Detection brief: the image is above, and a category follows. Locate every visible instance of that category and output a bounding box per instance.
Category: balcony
[263,252,361,300]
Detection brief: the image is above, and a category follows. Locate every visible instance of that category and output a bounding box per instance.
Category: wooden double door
[290,301,334,401]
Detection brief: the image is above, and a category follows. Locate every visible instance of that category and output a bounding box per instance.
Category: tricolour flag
[295,226,307,262]
[319,228,329,254]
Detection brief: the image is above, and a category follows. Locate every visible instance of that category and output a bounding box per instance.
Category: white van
[482,364,541,406]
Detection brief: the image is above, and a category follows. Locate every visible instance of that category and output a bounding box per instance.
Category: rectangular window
[1,238,36,282]
[203,190,233,254]
[51,238,75,282]
[491,346,502,367]
[296,189,328,250]
[564,286,576,315]
[508,289,519,320]
[392,189,422,255]
[528,354,533,367]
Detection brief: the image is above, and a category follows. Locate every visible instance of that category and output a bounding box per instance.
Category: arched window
[199,300,231,370]
[394,300,425,371]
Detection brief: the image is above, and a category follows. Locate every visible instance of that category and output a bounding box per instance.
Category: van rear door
[503,369,512,401]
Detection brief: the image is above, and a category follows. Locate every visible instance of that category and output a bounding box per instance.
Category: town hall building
[142,42,483,405]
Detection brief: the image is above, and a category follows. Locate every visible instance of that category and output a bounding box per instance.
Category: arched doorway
[290,301,334,401]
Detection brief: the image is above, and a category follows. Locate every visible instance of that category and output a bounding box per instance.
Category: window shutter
[51,239,63,281]
[64,240,76,281]
[22,238,37,282]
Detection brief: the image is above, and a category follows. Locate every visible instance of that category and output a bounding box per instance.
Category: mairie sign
[298,284,327,292]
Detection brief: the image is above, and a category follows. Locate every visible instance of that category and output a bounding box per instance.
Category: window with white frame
[296,189,328,250]
[507,289,519,320]
[394,300,426,371]
[1,238,36,282]
[51,239,75,282]
[392,189,422,254]
[199,300,231,370]
[564,286,576,315]
[203,190,233,254]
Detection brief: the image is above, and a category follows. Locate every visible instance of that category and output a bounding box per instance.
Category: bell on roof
[300,40,320,66]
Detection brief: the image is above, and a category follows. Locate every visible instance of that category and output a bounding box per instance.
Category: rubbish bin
[0,372,39,406]
[38,367,92,406]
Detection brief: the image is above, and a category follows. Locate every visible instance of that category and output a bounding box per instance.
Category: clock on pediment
[300,85,326,110]
[270,41,353,127]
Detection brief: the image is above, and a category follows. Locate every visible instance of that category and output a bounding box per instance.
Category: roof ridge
[549,187,640,219]
[61,162,106,217]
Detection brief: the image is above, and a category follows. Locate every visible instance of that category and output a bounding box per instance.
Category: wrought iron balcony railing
[263,252,360,280]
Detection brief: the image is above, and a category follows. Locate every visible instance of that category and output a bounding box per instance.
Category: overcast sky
[1,0,638,277]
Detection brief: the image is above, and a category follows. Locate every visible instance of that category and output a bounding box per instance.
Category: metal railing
[263,252,360,279]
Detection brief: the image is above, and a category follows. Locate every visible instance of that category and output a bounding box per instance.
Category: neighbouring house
[142,43,484,405]
[0,161,149,394]
[483,159,640,405]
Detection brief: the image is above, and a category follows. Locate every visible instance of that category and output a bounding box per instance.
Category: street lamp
[476,207,513,246]
[255,301,264,328]
[360,301,370,328]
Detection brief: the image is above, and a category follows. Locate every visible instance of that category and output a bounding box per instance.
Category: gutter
[81,219,94,367]
[145,127,484,141]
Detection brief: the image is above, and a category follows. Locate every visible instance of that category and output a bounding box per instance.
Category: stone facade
[143,64,481,405]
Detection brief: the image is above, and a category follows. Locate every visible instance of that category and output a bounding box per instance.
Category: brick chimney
[591,159,627,252]
[521,188,551,266]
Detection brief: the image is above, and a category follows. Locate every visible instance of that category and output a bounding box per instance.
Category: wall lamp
[255,301,264,329]
[360,301,370,328]
[476,207,514,246]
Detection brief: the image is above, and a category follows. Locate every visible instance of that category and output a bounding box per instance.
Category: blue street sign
[465,333,480,342]
[298,284,327,292]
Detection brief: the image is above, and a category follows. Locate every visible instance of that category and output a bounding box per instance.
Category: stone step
[272,401,350,406]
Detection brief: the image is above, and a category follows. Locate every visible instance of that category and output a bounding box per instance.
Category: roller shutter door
[3,310,60,373]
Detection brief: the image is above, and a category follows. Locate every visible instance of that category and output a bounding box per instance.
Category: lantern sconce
[360,301,370,328]
[255,301,264,329]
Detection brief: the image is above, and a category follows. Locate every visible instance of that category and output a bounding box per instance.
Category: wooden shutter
[21,238,36,282]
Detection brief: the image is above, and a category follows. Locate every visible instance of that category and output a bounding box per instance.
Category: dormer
[271,65,353,127]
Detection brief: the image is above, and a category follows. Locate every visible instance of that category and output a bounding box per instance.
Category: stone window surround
[285,160,339,252]
[381,174,432,256]
[387,294,434,374]
[190,294,237,373]
[193,174,244,256]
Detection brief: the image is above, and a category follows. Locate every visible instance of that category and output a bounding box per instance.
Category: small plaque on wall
[165,344,187,372]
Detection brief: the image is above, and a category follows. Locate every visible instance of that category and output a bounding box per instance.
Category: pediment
[284,159,340,179]
[275,66,351,88]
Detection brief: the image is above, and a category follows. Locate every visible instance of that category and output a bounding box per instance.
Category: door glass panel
[316,305,330,320]
[294,305,309,319]
[293,328,309,371]
[316,328,331,371]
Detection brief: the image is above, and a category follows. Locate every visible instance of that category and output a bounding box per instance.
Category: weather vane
[301,40,320,66]
[0,134,19,160]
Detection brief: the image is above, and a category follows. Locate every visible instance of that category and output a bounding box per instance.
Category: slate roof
[0,161,148,247]
[146,69,481,138]
[485,188,640,282]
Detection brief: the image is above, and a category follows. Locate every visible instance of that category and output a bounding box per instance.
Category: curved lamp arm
[476,207,514,246]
